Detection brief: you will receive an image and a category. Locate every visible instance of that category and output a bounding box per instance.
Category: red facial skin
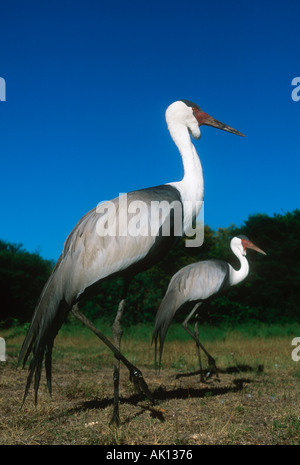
[241,239,266,255]
[192,107,245,137]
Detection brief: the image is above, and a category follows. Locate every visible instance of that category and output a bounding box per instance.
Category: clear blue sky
[1,0,299,261]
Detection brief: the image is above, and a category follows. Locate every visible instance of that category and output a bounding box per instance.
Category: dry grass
[0,326,299,445]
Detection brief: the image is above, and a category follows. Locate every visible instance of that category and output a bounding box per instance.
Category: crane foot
[207,356,219,380]
[129,369,155,404]
[109,410,121,427]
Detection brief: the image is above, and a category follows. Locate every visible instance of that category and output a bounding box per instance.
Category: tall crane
[19,100,244,425]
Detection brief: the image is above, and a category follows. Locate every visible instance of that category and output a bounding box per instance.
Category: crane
[153,235,266,379]
[18,100,244,425]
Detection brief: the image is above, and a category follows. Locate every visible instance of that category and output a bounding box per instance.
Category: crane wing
[59,184,183,302]
[153,259,229,363]
[18,184,183,403]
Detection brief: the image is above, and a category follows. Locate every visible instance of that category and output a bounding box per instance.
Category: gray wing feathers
[60,186,183,302]
[19,184,182,402]
[153,260,229,365]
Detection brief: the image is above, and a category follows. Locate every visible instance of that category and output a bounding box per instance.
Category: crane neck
[166,120,204,223]
[228,245,250,286]
[166,119,204,238]
[168,122,203,185]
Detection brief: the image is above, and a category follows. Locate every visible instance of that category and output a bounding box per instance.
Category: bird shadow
[57,375,252,425]
[174,363,264,380]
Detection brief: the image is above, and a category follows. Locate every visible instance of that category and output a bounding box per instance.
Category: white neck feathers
[228,246,250,286]
[166,111,204,232]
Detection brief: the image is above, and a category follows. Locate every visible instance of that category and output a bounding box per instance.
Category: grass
[0,320,299,445]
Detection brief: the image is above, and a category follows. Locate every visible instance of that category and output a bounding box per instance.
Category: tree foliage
[0,240,54,325]
[1,210,299,327]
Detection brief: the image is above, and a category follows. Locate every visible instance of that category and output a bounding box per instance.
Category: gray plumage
[18,184,183,403]
[153,235,266,374]
[153,259,229,369]
[18,99,244,424]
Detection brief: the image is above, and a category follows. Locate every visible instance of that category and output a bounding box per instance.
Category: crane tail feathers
[34,355,43,405]
[18,280,70,405]
[152,293,178,369]
[153,331,162,371]
[45,342,53,396]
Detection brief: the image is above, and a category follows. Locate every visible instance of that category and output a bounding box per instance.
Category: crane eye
[192,107,198,114]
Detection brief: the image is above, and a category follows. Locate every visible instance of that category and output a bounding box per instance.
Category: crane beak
[242,239,267,255]
[194,110,245,137]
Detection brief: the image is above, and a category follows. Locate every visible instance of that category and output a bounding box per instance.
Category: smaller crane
[153,236,266,379]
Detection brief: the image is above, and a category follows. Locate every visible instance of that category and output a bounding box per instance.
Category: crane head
[181,100,245,137]
[235,235,267,256]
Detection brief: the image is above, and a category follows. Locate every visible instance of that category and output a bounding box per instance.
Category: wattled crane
[153,236,266,379]
[19,100,244,425]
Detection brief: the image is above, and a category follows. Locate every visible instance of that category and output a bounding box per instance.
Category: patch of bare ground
[0,332,299,445]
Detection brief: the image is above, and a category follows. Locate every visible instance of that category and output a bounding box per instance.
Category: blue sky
[1,0,299,261]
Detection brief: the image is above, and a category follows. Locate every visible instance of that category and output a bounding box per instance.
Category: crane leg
[182,304,204,381]
[193,319,218,378]
[71,302,154,426]
[110,297,126,426]
[182,303,218,381]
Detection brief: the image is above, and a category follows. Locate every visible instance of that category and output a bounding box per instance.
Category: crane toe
[129,369,155,404]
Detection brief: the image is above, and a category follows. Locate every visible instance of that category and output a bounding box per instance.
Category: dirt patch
[0,352,299,445]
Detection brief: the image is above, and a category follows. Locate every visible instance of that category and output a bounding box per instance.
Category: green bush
[1,210,300,327]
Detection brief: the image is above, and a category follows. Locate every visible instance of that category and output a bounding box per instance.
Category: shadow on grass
[175,364,264,380]
[59,376,252,425]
